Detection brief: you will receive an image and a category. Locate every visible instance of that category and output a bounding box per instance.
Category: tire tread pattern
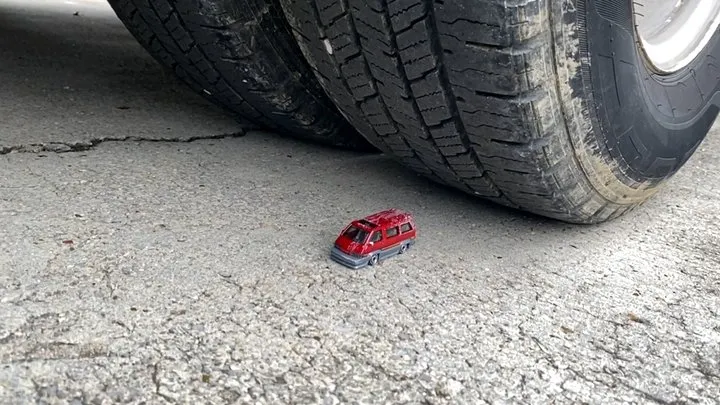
[281,0,635,222]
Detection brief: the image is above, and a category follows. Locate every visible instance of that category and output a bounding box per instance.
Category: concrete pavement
[1,1,719,404]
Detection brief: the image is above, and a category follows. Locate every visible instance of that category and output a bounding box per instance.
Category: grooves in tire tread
[281,0,633,222]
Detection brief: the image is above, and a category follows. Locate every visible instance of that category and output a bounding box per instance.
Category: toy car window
[370,231,382,242]
[400,223,412,233]
[343,226,369,243]
[386,227,399,237]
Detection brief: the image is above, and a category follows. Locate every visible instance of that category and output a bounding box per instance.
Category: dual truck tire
[110,0,720,224]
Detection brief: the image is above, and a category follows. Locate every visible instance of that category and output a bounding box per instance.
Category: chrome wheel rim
[634,0,720,73]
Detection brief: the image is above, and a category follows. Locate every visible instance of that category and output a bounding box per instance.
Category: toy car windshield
[342,225,368,243]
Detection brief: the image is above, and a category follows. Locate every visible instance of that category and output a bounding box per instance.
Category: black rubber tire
[278,0,720,223]
[107,0,374,150]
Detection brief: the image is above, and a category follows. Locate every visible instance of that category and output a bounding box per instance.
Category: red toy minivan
[330,209,417,269]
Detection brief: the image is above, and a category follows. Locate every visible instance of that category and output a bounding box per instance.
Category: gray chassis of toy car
[330,239,416,270]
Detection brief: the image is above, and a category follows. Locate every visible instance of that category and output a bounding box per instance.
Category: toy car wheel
[279,0,720,223]
[399,244,408,254]
[369,254,379,266]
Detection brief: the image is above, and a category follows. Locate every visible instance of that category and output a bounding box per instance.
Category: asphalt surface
[1,1,720,404]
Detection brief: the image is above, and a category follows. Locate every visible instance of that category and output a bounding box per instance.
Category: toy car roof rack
[357,219,377,228]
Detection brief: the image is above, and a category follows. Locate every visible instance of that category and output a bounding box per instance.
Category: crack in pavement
[151,362,175,404]
[0,131,248,154]
[617,381,678,405]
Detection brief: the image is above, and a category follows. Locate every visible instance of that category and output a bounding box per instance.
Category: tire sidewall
[553,0,720,202]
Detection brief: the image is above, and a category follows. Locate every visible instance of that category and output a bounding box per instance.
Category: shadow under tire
[107,0,374,150]
[278,0,720,223]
